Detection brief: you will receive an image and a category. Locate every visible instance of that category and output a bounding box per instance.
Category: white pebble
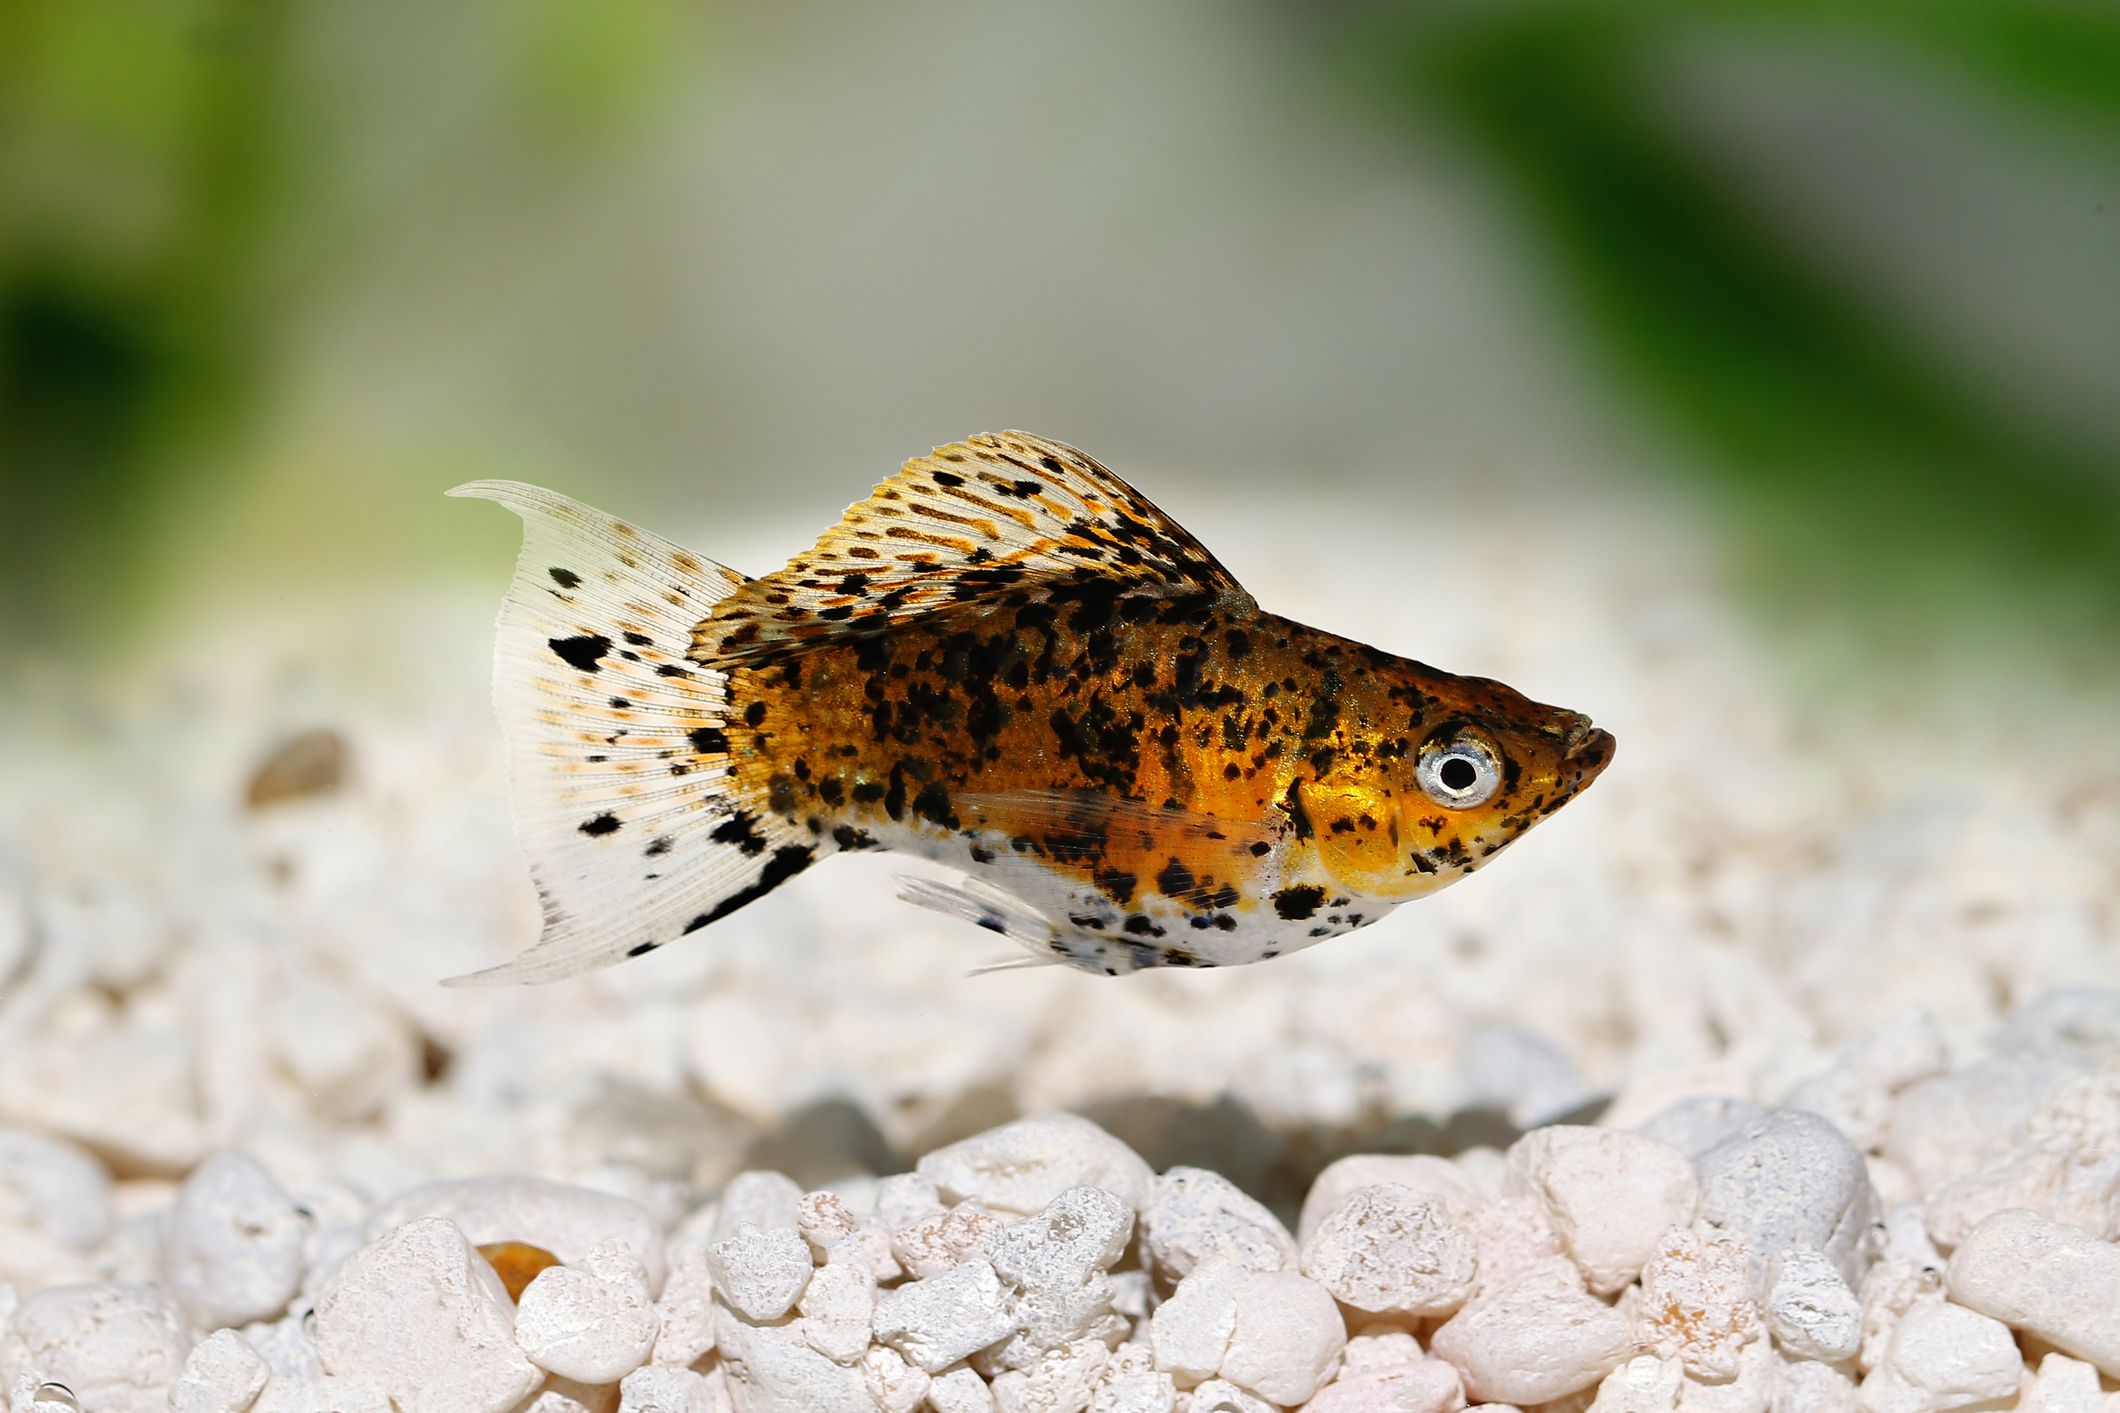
[514,1239,659,1383]
[1139,1168,1294,1283]
[796,1189,900,1282]
[1090,1340,1175,1413]
[1150,1255,1240,1386]
[366,1177,666,1293]
[1768,1246,1863,1363]
[1430,1265,1633,1405]
[1459,1022,1592,1127]
[1300,1184,1478,1318]
[250,1377,394,1413]
[240,1313,323,1381]
[1859,1300,2021,1413]
[929,1365,1000,1413]
[620,1364,733,1413]
[1925,1144,2120,1251]
[0,1283,191,1413]
[1945,1208,2120,1376]
[893,1202,1008,1281]
[1635,1227,1762,1381]
[0,1130,113,1252]
[515,1380,611,1413]
[874,1173,945,1231]
[1506,1126,1701,1295]
[1884,1055,2087,1192]
[1680,1334,1778,1413]
[1589,1354,1682,1413]
[650,1245,716,1369]
[1461,1197,1572,1294]
[858,1342,932,1412]
[712,1307,873,1411]
[308,1217,542,1413]
[873,1257,1020,1373]
[1695,1111,1880,1292]
[1858,1255,1946,1376]
[162,1150,309,1329]
[169,1330,270,1413]
[1217,1266,1346,1406]
[709,1171,803,1243]
[1775,1360,1858,1413]
[987,1185,1132,1354]
[2025,1062,2120,1153]
[707,1223,813,1324]
[1299,1155,1483,1244]
[1306,1354,1466,1413]
[797,1258,876,1365]
[1185,1378,1277,1413]
[1636,1098,1769,1162]
[2019,1353,2106,1413]
[989,1336,1111,1412]
[916,1115,1153,1218]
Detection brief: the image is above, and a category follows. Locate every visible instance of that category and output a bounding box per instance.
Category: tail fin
[446,481,811,985]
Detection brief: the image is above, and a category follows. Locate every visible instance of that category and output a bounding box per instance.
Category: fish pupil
[1438,756,1478,792]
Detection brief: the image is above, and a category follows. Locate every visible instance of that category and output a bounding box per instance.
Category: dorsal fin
[690,431,1252,666]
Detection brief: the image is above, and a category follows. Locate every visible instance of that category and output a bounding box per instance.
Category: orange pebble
[477,1241,561,1302]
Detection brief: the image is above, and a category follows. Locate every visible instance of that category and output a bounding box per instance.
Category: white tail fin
[447,481,810,985]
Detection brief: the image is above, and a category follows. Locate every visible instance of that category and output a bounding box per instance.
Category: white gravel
[1,497,2117,1410]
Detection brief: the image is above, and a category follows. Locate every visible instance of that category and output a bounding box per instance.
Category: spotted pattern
[463,436,1614,982]
[691,432,1251,666]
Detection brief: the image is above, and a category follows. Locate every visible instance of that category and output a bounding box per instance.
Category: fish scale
[449,431,1613,983]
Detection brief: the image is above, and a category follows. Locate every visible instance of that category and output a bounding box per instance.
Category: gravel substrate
[1,496,2114,1411]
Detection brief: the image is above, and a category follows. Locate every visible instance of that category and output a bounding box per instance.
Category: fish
[448,431,1612,984]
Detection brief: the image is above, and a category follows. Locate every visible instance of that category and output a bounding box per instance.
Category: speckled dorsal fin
[956,788,1276,907]
[445,481,810,985]
[691,431,1253,665]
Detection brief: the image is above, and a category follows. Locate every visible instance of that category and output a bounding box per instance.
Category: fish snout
[1560,714,1614,781]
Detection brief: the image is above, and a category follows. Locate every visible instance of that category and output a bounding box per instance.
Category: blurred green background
[5,0,2117,702]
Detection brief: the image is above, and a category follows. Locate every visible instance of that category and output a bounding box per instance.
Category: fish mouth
[1560,715,1615,776]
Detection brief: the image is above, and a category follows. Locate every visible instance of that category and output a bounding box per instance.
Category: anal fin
[894,874,1067,974]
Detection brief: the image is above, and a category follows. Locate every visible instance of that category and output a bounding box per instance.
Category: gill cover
[1297,779,1402,893]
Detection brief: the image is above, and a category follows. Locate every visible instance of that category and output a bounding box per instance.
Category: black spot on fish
[644,836,672,857]
[578,813,621,837]
[548,567,581,589]
[710,810,770,856]
[1094,867,1137,906]
[1155,857,1197,901]
[626,940,658,957]
[622,631,652,647]
[682,844,814,932]
[550,634,611,672]
[913,780,956,829]
[744,700,767,728]
[1273,885,1325,920]
[689,725,729,755]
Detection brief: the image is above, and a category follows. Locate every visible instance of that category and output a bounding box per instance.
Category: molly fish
[452,432,1612,983]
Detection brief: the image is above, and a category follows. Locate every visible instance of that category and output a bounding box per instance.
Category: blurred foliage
[0,0,686,648]
[1346,0,2120,661]
[0,1,283,642]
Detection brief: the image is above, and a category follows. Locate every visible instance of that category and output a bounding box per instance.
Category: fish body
[451,433,1611,983]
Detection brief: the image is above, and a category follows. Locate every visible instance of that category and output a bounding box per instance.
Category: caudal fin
[447,481,811,985]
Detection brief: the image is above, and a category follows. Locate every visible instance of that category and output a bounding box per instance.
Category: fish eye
[1417,736,1501,808]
